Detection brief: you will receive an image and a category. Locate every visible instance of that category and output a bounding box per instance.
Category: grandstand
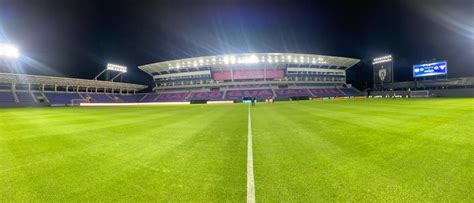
[369,77,474,97]
[0,53,363,107]
[139,53,361,102]
[0,73,147,107]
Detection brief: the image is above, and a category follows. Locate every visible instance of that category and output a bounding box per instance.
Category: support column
[12,83,19,103]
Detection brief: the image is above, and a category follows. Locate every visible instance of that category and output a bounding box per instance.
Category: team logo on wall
[378,66,387,82]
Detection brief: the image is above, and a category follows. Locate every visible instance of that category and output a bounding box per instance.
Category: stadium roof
[0,73,147,90]
[139,53,360,75]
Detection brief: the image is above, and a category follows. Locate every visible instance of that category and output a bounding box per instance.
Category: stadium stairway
[12,91,19,103]
[307,88,316,97]
[221,89,227,100]
[335,87,347,96]
[16,91,36,103]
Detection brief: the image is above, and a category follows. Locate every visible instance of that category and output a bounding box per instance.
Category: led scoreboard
[413,61,447,77]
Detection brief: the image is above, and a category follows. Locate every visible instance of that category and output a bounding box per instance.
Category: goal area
[410,90,430,98]
[71,99,90,106]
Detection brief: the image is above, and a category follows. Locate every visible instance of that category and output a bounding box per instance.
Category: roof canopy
[0,73,147,90]
[139,53,360,75]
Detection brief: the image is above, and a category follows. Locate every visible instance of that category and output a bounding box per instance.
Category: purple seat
[117,94,145,102]
[87,93,114,102]
[141,94,160,102]
[44,93,82,104]
[275,89,312,97]
[16,92,35,103]
[156,93,188,102]
[0,92,16,103]
[310,89,343,97]
[189,91,223,100]
[225,89,274,100]
[340,88,360,96]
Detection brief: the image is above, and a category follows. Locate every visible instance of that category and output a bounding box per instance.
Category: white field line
[79,102,190,106]
[247,105,255,203]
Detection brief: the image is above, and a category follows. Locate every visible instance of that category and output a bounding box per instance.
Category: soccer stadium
[1,0,473,202]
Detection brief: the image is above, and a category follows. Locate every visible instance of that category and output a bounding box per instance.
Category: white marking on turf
[247,105,255,203]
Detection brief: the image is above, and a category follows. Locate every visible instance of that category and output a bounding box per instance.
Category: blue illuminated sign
[413,61,447,77]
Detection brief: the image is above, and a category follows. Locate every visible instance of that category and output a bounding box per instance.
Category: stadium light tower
[372,55,394,91]
[0,43,20,59]
[94,63,127,81]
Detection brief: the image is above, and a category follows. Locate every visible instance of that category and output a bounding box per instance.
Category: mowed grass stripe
[0,104,248,201]
[252,99,474,202]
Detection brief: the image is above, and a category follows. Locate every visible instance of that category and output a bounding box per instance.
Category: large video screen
[413,61,447,77]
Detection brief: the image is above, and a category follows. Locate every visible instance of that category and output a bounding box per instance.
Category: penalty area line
[247,105,255,203]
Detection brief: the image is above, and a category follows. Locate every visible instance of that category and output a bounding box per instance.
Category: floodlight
[0,44,19,58]
[107,63,127,72]
[372,55,392,65]
[248,55,259,63]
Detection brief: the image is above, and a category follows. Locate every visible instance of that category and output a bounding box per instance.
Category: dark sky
[0,0,473,89]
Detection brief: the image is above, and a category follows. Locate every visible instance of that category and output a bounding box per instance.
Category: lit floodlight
[107,63,127,72]
[248,55,259,63]
[0,44,19,58]
[372,55,392,65]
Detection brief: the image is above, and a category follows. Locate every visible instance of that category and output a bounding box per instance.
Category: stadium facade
[138,53,361,102]
[0,73,147,107]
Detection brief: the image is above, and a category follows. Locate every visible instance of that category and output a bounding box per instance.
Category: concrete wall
[368,88,474,98]
[0,103,50,108]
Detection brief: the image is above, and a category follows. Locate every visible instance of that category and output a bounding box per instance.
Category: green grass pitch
[0,98,473,201]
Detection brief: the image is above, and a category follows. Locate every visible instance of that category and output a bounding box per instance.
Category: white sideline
[79,102,190,106]
[247,105,255,203]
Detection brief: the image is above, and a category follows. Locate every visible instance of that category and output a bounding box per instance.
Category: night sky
[0,0,473,89]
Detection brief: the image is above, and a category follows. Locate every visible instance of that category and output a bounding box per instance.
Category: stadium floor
[0,98,473,201]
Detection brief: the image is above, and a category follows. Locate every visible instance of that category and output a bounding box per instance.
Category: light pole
[372,55,393,92]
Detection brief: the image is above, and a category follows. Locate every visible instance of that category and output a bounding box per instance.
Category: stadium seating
[140,94,160,102]
[33,92,44,99]
[225,89,274,100]
[117,94,145,103]
[87,93,114,103]
[226,84,270,89]
[310,88,344,97]
[16,92,35,103]
[156,93,188,102]
[44,93,82,104]
[0,91,16,103]
[189,91,224,100]
[340,88,359,96]
[274,89,312,97]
